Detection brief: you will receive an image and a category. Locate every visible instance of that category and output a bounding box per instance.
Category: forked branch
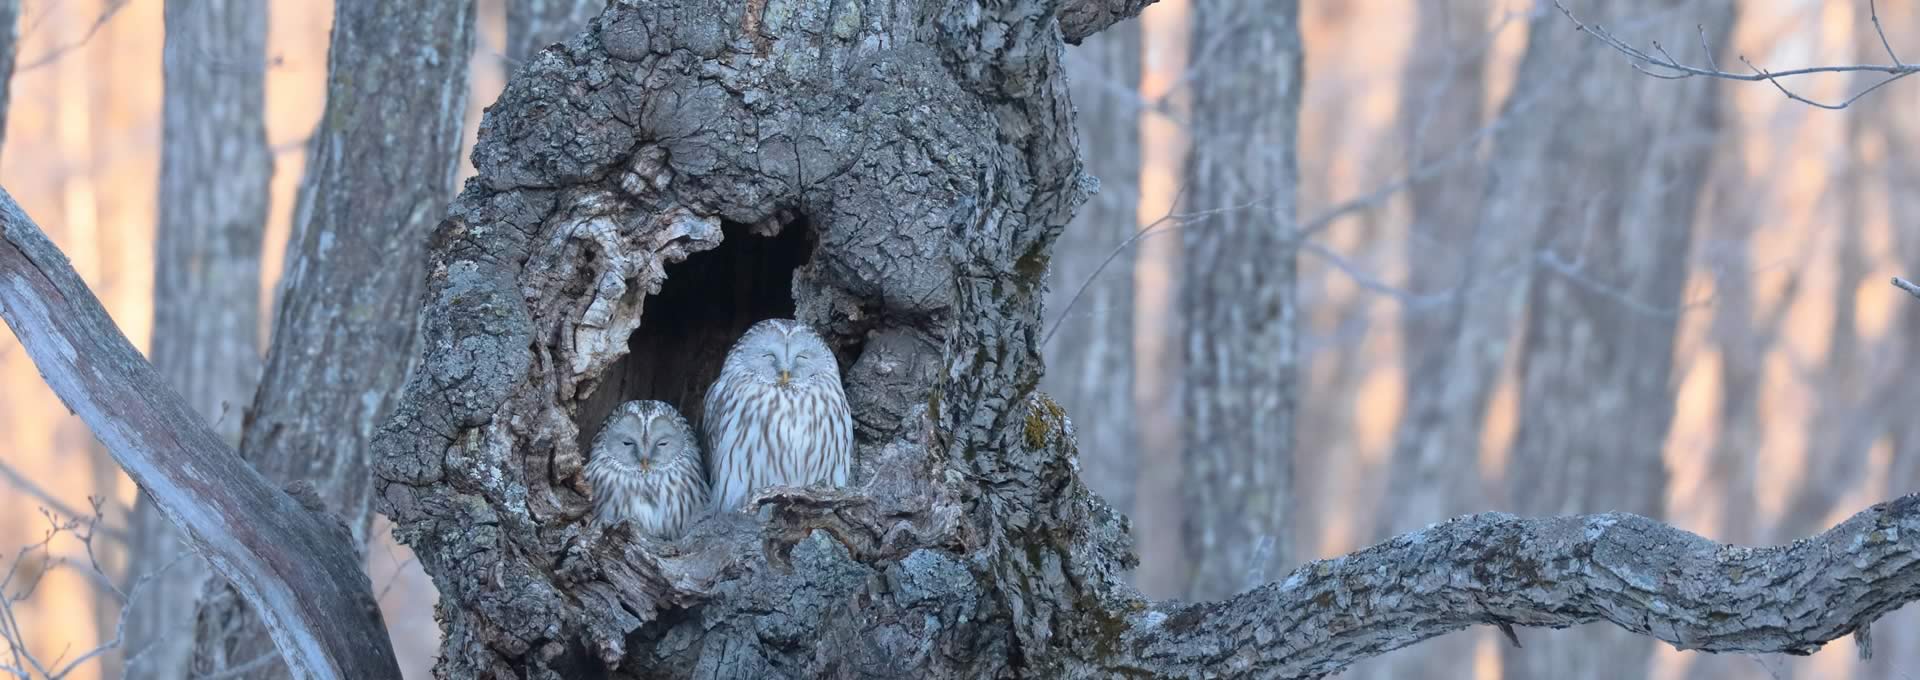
[0,188,401,679]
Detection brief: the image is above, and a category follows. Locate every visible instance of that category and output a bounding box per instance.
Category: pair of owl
[583,318,854,539]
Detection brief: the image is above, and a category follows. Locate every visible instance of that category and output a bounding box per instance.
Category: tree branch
[1106,495,1920,678]
[1893,275,1920,299]
[1058,0,1157,44]
[1554,0,1918,110]
[0,187,402,679]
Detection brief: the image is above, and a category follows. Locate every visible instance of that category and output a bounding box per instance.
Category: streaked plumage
[584,400,707,539]
[701,318,855,512]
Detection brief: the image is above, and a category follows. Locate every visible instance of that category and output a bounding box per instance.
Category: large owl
[584,400,708,539]
[701,318,855,512]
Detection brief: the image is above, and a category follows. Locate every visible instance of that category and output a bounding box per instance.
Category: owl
[584,400,708,539]
[701,318,855,512]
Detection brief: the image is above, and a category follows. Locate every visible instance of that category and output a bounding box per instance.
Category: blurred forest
[2,0,1918,678]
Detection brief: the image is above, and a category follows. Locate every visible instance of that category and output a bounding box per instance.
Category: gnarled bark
[186,0,476,676]
[0,189,402,680]
[370,0,1139,675]
[122,2,273,676]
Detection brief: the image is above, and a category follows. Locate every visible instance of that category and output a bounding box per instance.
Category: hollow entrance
[575,217,813,447]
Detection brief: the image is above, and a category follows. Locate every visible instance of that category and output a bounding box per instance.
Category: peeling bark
[186,0,477,676]
[1503,3,1735,678]
[123,2,273,677]
[0,189,402,680]
[1179,0,1302,601]
[1044,22,1140,522]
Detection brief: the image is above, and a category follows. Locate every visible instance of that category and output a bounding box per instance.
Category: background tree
[1179,0,1302,601]
[183,0,475,676]
[1042,8,1141,529]
[1500,3,1735,679]
[121,1,272,676]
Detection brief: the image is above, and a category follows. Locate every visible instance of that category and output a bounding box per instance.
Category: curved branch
[0,188,402,679]
[1106,495,1920,678]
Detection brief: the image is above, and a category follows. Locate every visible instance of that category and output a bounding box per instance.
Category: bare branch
[16,0,129,72]
[1894,276,1920,299]
[0,188,402,679]
[1106,494,1920,678]
[1554,0,1918,109]
[0,460,126,544]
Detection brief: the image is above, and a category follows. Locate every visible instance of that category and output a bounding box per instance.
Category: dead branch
[0,188,401,679]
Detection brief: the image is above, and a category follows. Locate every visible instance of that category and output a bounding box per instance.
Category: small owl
[701,318,855,512]
[584,400,708,539]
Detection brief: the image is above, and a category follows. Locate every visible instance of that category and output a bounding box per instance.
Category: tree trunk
[506,0,604,63]
[1177,0,1302,602]
[1501,3,1735,679]
[1362,3,1493,676]
[1042,19,1140,525]
[1378,0,1491,542]
[121,2,273,678]
[185,0,476,676]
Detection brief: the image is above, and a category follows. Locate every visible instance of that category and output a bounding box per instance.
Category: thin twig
[1554,0,1917,110]
[0,460,129,544]
[17,1,132,72]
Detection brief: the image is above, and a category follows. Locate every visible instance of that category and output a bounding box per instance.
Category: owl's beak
[778,370,791,386]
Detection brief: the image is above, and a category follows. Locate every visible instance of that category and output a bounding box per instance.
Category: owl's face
[600,410,697,473]
[731,319,839,388]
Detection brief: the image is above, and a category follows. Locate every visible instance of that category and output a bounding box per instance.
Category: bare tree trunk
[1501,3,1735,679]
[1364,4,1495,678]
[1043,21,1140,525]
[1177,0,1302,602]
[185,0,476,676]
[119,2,273,678]
[506,0,603,63]
[1378,0,1491,542]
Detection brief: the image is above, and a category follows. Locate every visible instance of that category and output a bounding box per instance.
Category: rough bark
[506,0,604,63]
[1502,3,1735,679]
[120,2,273,677]
[186,0,476,676]
[0,189,402,680]
[1176,0,1301,603]
[0,0,15,160]
[1043,22,1140,522]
